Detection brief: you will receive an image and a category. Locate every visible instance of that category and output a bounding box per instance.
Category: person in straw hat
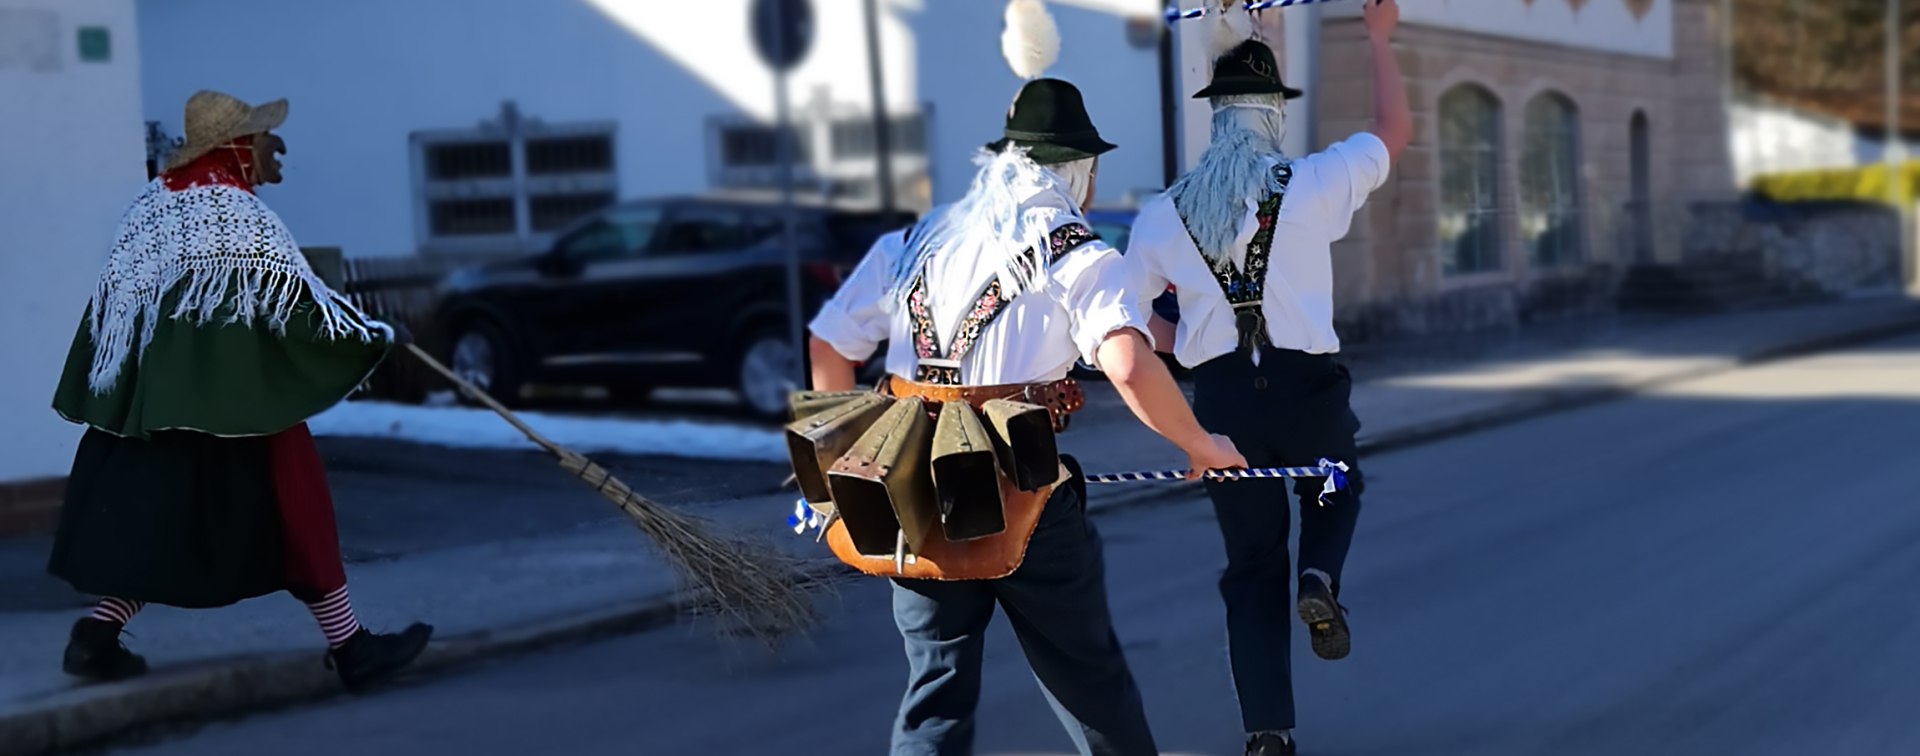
[47,90,433,692]
[1119,0,1409,753]
[804,1,1245,753]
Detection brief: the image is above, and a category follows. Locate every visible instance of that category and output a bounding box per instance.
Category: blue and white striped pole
[1084,458,1350,507]
[786,459,1351,536]
[1164,0,1345,23]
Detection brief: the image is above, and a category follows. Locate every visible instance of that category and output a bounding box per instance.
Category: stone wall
[1684,201,1903,296]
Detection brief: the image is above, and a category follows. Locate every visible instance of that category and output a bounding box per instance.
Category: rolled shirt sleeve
[1048,241,1153,367]
[1297,131,1393,239]
[808,230,903,363]
[1122,206,1175,315]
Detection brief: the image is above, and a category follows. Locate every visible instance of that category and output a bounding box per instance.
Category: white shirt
[811,206,1150,386]
[1125,132,1391,367]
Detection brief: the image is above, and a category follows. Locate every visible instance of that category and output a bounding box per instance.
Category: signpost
[751,0,816,392]
[1886,0,1914,293]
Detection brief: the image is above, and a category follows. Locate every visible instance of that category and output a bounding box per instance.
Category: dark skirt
[49,428,290,609]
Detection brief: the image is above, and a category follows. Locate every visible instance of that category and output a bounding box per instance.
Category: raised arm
[1363,0,1410,162]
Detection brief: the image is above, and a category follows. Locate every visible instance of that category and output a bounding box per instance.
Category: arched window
[1438,85,1503,275]
[1521,93,1583,266]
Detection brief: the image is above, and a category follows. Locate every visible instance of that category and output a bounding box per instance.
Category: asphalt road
[104,335,1920,756]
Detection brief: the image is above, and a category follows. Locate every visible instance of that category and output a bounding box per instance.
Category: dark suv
[435,195,911,419]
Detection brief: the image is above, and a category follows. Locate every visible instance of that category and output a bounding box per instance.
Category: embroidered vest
[1185,161,1293,353]
[905,222,1099,385]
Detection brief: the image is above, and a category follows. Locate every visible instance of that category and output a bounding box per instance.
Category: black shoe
[1247,732,1296,755]
[62,618,149,682]
[326,623,433,692]
[1297,573,1350,661]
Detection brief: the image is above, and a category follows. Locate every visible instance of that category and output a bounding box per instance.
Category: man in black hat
[1122,1,1408,754]
[804,2,1245,753]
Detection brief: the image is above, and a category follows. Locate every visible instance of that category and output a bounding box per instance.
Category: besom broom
[404,344,818,645]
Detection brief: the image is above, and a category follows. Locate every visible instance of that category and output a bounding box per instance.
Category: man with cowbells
[797,2,1245,753]
[49,91,433,691]
[1122,1,1409,753]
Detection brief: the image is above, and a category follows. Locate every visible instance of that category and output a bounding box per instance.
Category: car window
[657,205,780,254]
[826,211,917,259]
[557,206,661,263]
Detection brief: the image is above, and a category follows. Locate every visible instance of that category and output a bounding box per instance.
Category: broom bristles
[560,452,819,645]
[395,345,815,645]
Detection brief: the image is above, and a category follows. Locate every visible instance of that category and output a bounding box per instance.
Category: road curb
[0,560,849,756]
[1084,307,1920,515]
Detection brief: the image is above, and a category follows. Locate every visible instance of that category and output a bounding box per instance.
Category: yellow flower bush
[1751,161,1920,205]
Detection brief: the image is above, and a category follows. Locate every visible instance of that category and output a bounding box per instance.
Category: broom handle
[403,344,565,455]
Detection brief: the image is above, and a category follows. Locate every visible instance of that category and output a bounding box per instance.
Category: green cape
[53,289,390,439]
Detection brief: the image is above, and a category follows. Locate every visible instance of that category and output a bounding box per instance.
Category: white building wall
[0,0,146,482]
[913,0,1165,207]
[140,0,767,259]
[1729,100,1867,187]
[1322,0,1675,59]
[138,0,1170,259]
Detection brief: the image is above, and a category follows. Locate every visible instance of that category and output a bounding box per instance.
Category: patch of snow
[309,401,785,462]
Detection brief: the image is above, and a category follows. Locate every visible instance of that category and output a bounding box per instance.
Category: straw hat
[164,91,288,172]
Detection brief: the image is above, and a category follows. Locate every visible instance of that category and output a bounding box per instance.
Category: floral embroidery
[908,223,1097,385]
[1195,163,1291,351]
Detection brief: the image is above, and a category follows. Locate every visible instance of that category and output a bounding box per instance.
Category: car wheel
[736,328,801,422]
[449,321,522,406]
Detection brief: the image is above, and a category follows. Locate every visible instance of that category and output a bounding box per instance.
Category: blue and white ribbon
[1165,0,1341,22]
[787,498,827,535]
[785,458,1353,535]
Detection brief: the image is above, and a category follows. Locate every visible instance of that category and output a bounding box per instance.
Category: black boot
[1246,732,1297,755]
[63,618,149,682]
[1297,572,1351,661]
[326,623,433,692]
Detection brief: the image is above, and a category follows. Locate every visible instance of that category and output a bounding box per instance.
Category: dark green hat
[985,78,1118,166]
[1192,40,1304,100]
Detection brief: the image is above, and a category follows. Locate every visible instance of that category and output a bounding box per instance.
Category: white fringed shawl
[86,180,378,393]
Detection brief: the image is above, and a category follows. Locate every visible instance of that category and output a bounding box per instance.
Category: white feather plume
[1001,0,1060,80]
[1207,0,1256,59]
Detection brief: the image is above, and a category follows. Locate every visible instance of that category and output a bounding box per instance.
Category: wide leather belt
[886,376,1085,433]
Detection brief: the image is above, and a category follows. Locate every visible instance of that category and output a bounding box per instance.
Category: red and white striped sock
[88,597,144,627]
[305,587,363,648]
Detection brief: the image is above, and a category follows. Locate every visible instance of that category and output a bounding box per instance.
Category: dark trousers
[1191,347,1366,733]
[889,457,1158,756]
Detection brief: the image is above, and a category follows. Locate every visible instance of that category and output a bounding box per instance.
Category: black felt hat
[1192,39,1304,100]
[985,78,1118,166]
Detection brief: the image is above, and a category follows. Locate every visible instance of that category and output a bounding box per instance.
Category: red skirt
[267,423,348,601]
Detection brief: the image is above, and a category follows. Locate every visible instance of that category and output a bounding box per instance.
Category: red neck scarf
[163,136,257,193]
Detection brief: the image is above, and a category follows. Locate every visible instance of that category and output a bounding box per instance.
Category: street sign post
[750,0,816,394]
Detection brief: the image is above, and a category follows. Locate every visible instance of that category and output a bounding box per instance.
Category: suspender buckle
[1233,303,1268,352]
